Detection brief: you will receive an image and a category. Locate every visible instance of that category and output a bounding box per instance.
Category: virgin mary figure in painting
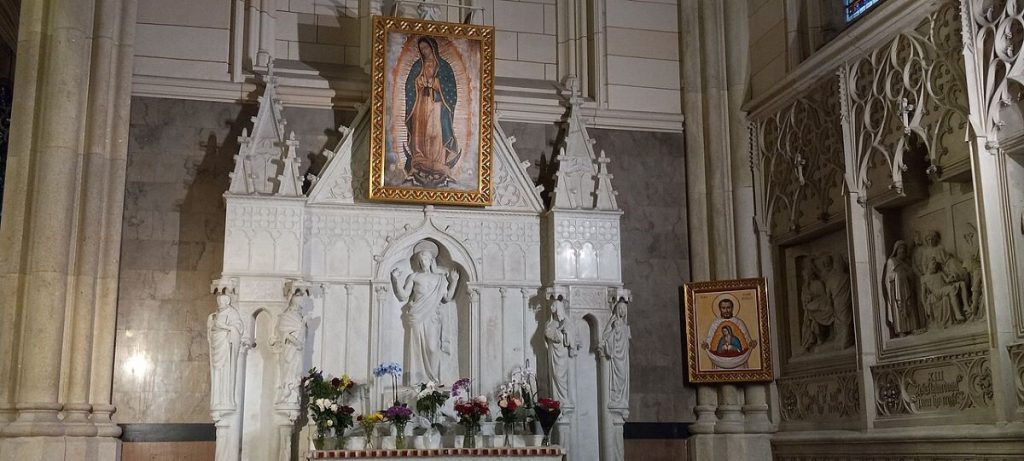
[404,36,461,188]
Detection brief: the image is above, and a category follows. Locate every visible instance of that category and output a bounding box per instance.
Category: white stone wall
[136,0,234,81]
[131,0,684,129]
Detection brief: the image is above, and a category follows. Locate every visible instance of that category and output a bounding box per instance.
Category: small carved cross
[897,97,914,134]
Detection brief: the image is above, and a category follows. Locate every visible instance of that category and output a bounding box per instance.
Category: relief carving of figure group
[798,253,854,352]
[883,229,985,338]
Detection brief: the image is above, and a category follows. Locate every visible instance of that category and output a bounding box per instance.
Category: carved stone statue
[391,240,459,384]
[920,259,967,327]
[966,252,985,318]
[820,254,854,350]
[208,294,245,410]
[883,240,922,336]
[272,295,307,405]
[917,230,953,274]
[545,290,577,405]
[600,291,631,406]
[799,262,831,351]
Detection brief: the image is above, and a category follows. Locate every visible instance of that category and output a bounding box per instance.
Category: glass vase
[502,422,514,447]
[362,425,375,450]
[462,424,478,448]
[535,408,560,447]
[394,422,407,449]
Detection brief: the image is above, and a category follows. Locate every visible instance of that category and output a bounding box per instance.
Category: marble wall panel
[114,98,350,423]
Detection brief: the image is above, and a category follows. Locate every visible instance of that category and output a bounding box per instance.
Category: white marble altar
[209,70,630,461]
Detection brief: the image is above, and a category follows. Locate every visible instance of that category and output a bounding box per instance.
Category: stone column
[690,385,719,434]
[0,0,135,458]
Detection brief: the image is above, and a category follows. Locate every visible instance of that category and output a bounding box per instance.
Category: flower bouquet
[510,363,538,434]
[496,386,524,447]
[372,362,403,405]
[302,368,355,450]
[383,403,413,449]
[357,412,384,450]
[414,381,449,427]
[414,381,448,448]
[534,398,561,446]
[454,395,490,448]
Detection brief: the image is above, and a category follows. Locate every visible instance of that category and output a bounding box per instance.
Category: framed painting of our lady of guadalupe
[369,16,495,206]
[684,278,774,383]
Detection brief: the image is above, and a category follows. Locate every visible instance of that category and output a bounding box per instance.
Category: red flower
[537,398,561,411]
[331,377,342,388]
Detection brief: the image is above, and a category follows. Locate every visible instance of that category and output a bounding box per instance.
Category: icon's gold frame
[684,278,775,384]
[368,16,495,206]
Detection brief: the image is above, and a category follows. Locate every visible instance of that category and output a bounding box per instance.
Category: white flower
[330,403,339,412]
[474,395,488,404]
[326,419,334,427]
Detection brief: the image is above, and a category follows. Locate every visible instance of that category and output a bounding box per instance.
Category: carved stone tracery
[839,2,970,199]
[752,77,845,237]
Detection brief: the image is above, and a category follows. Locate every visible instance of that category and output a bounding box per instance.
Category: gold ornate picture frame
[684,278,774,383]
[369,16,495,206]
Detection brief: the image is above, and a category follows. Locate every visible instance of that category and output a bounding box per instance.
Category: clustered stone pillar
[681,0,776,459]
[0,0,135,459]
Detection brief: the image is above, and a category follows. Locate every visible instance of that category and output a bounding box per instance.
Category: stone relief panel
[877,183,984,346]
[780,230,855,365]
[872,351,993,424]
[752,76,845,238]
[777,369,860,429]
[1011,343,1024,412]
[224,201,304,273]
[551,215,622,283]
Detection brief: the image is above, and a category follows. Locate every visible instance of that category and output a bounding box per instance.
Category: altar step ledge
[309,447,565,459]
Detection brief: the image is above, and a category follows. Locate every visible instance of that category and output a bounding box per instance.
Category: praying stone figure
[208,294,245,410]
[272,295,307,405]
[883,240,922,337]
[545,290,577,405]
[600,290,631,406]
[391,240,460,384]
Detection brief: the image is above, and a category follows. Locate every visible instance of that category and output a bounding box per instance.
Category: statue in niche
[820,254,854,350]
[599,291,631,406]
[799,262,831,351]
[920,260,968,327]
[208,294,245,410]
[883,240,923,337]
[545,290,578,405]
[272,295,307,405]
[391,240,460,384]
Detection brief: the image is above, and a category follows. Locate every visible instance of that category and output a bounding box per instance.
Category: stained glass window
[845,0,883,22]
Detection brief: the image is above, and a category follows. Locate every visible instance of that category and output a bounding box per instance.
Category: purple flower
[373,362,403,378]
[452,378,471,395]
[383,403,413,422]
